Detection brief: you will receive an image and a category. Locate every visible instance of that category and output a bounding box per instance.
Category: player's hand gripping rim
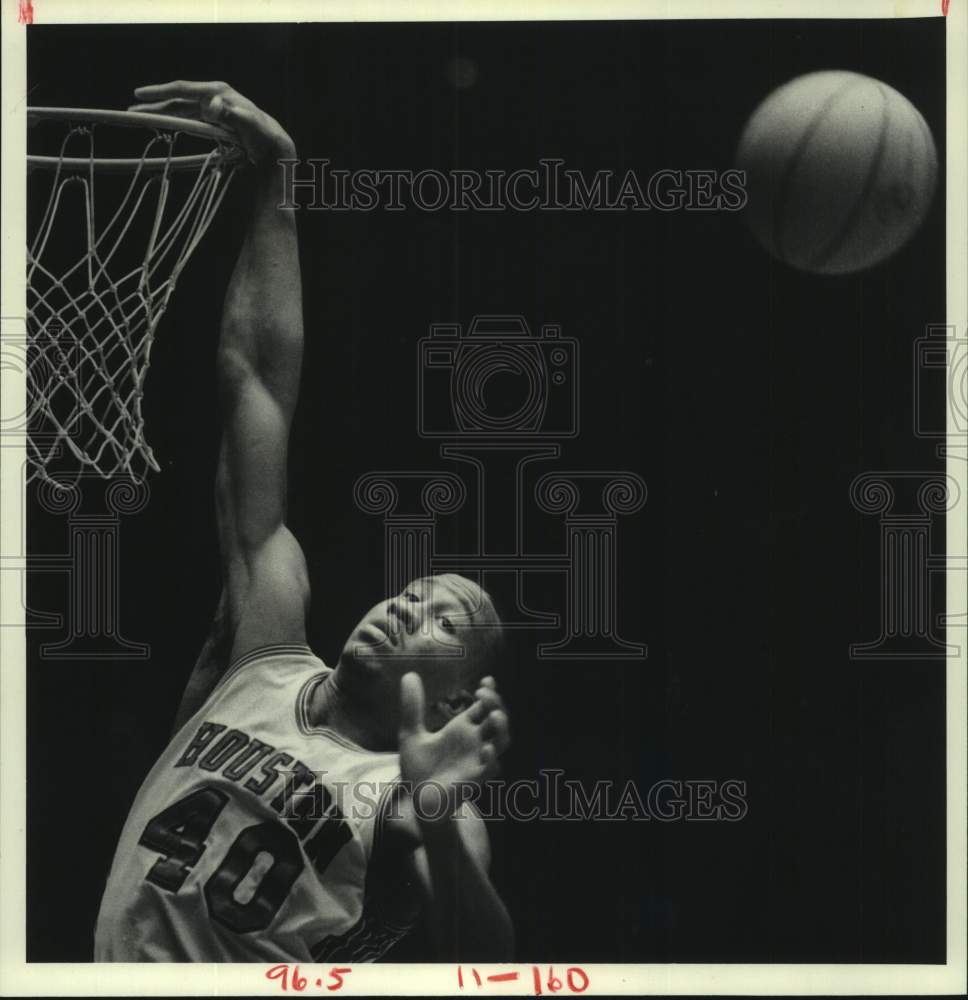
[129,80,295,166]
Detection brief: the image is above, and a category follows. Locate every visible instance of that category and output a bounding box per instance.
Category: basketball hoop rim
[27,106,246,172]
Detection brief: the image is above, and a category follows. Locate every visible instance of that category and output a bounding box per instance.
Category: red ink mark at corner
[487,972,520,983]
[942,0,950,15]
[18,0,34,24]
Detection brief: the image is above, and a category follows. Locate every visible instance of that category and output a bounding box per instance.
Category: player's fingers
[212,99,260,132]
[398,672,427,737]
[464,687,500,723]
[134,80,228,102]
[204,94,230,125]
[480,742,499,777]
[476,677,503,709]
[474,686,505,718]
[480,709,510,754]
[127,99,200,119]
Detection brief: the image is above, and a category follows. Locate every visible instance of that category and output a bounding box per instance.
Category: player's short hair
[457,575,509,678]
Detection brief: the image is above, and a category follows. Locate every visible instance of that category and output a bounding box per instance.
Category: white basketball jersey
[94,644,416,962]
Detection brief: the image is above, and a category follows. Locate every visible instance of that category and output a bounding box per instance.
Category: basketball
[736,70,938,275]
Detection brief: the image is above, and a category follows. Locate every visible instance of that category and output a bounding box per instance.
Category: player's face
[342,574,499,731]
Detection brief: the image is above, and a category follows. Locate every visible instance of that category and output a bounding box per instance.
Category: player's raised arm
[130,83,310,705]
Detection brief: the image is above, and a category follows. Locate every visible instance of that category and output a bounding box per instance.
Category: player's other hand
[128,81,294,165]
[398,673,510,823]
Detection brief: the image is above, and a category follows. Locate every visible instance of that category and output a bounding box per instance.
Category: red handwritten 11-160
[459,965,590,993]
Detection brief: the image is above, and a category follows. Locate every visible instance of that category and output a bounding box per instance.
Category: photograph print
[2,2,965,995]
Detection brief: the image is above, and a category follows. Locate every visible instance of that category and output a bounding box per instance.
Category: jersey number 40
[138,786,350,933]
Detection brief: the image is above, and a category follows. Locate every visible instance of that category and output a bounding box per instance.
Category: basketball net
[27,118,240,487]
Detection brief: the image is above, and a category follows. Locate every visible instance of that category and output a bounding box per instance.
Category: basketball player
[94,82,513,963]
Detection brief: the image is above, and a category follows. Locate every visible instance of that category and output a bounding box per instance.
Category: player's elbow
[216,344,258,400]
[218,326,302,403]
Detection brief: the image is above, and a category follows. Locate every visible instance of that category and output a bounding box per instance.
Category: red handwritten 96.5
[265,965,351,992]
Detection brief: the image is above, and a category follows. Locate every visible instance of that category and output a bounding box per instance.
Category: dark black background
[26,18,946,963]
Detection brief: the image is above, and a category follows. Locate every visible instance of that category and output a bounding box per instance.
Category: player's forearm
[419,818,514,961]
[219,151,303,410]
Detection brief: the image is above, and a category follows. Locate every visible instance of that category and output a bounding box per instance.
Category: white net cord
[27,122,238,486]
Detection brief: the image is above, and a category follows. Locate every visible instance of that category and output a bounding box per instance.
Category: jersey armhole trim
[295,674,398,755]
[214,642,318,692]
